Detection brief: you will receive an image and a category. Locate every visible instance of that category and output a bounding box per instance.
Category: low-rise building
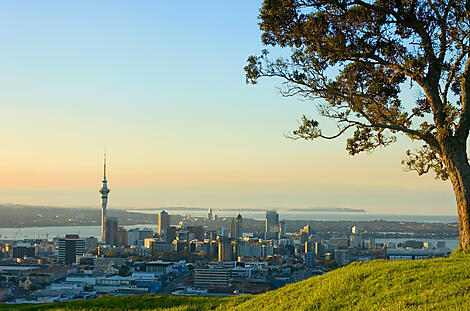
[194,268,230,289]
[145,261,172,275]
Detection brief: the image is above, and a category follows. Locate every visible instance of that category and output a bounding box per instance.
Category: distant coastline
[287,207,366,213]
[0,204,458,229]
[127,206,366,213]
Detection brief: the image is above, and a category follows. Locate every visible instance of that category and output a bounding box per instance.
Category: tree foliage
[245,0,470,180]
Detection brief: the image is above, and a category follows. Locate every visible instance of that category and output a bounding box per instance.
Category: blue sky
[0,1,456,216]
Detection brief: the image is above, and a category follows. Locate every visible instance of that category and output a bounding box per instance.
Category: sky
[0,1,457,216]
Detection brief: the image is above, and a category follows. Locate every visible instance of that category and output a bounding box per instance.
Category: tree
[118,264,131,277]
[245,0,470,249]
[26,283,37,292]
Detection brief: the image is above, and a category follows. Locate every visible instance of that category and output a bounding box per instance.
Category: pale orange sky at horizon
[0,1,457,216]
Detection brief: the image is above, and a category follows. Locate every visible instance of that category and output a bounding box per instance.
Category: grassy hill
[3,252,470,310]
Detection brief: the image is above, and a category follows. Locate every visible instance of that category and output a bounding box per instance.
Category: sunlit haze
[0,1,455,216]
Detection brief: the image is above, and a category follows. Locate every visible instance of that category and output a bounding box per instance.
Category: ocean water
[0,213,458,241]
[134,209,458,223]
[0,224,153,241]
[234,212,458,223]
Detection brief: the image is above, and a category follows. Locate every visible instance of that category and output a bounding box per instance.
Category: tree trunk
[441,138,470,250]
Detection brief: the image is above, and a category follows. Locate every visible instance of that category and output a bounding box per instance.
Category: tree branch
[456,55,470,139]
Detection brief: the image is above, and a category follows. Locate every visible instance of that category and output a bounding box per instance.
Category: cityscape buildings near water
[0,156,455,304]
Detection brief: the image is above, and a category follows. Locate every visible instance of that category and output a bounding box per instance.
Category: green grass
[3,252,470,310]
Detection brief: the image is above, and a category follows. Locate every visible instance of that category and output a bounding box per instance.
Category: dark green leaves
[402,145,449,180]
[246,0,470,179]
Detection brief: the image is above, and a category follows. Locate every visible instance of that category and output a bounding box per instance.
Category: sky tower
[99,150,110,242]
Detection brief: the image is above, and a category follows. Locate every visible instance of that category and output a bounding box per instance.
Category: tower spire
[103,147,107,180]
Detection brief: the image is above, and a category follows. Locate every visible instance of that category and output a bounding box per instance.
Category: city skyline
[0,1,468,309]
[0,1,456,216]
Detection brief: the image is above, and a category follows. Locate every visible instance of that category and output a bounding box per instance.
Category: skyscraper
[85,237,98,250]
[105,217,119,246]
[218,241,233,262]
[99,151,110,243]
[265,210,280,240]
[208,208,213,221]
[118,227,128,246]
[158,210,170,236]
[58,234,85,265]
[300,224,313,244]
[280,219,287,238]
[230,214,243,239]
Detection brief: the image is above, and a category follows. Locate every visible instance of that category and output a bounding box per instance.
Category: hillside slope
[3,253,470,311]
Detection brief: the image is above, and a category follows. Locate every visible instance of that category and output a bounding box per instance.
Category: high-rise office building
[300,224,313,243]
[230,214,243,239]
[218,226,228,237]
[306,252,315,267]
[127,228,140,246]
[58,234,85,264]
[218,241,233,262]
[280,220,287,238]
[265,210,279,239]
[12,243,35,258]
[165,226,176,243]
[158,210,170,236]
[208,208,213,220]
[140,229,154,240]
[334,249,347,266]
[105,217,119,246]
[300,224,312,235]
[99,151,110,243]
[85,237,98,250]
[305,241,315,253]
[187,226,204,241]
[118,227,128,246]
